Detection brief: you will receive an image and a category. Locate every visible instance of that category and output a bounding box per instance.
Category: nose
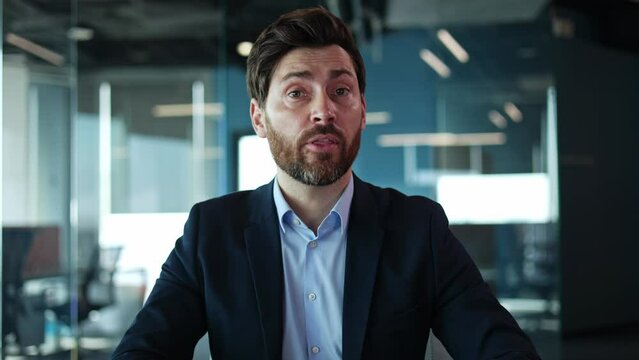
[311,92,336,123]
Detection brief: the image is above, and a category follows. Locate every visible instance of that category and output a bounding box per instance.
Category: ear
[250,98,267,138]
[360,95,367,130]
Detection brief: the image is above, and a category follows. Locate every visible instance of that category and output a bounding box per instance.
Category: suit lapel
[244,181,284,360]
[343,177,385,360]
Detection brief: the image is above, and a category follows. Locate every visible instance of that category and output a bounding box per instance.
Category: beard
[265,117,361,186]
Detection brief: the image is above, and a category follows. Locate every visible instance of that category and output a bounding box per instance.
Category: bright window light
[101,212,189,299]
[436,173,551,224]
[238,135,276,190]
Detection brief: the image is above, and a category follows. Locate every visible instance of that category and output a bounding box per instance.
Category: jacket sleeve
[112,204,207,359]
[429,203,541,360]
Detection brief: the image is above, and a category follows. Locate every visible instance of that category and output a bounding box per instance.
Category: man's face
[250,45,366,186]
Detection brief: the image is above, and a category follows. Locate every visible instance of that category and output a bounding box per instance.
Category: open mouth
[310,137,338,145]
[305,135,340,153]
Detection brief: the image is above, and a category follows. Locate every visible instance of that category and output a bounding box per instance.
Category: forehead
[271,45,356,81]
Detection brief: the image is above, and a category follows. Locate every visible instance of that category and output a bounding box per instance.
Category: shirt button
[293,218,301,226]
[308,292,317,301]
[311,346,320,354]
[309,241,318,248]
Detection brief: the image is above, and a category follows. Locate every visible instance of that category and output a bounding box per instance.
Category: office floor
[5,287,639,360]
[561,328,639,360]
[6,333,639,359]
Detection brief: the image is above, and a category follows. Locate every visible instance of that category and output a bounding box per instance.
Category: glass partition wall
[2,0,77,357]
[1,0,228,357]
[3,0,565,358]
[73,1,228,359]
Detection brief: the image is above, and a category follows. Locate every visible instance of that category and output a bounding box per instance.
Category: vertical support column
[546,87,559,223]
[0,1,5,346]
[217,0,228,195]
[470,145,483,174]
[27,86,39,222]
[68,4,80,353]
[192,81,205,203]
[98,82,112,240]
[403,145,418,186]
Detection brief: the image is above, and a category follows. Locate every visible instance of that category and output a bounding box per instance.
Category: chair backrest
[85,246,123,312]
[2,228,34,338]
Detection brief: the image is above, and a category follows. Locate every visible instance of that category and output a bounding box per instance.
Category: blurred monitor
[2,226,61,281]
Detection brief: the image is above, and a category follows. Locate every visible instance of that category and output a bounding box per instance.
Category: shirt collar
[272,174,354,235]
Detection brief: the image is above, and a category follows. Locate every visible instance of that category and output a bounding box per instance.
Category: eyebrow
[329,69,355,79]
[280,70,312,82]
[280,68,355,82]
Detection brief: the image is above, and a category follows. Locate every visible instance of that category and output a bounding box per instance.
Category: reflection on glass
[2,52,74,357]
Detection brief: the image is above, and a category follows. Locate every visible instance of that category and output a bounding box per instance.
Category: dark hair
[246,7,366,107]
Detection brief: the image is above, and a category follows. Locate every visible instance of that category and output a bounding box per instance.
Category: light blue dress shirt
[273,175,354,360]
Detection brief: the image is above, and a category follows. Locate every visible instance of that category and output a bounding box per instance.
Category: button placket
[304,231,324,358]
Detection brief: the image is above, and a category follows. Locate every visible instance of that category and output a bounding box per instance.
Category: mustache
[299,124,344,143]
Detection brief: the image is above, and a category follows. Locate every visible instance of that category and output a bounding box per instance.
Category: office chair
[2,228,47,353]
[52,245,123,326]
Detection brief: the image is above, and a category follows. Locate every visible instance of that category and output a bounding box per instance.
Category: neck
[276,169,351,234]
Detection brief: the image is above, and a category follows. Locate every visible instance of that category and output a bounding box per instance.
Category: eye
[287,90,303,98]
[335,87,350,96]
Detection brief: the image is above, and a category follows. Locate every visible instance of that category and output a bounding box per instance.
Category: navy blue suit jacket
[113,176,540,359]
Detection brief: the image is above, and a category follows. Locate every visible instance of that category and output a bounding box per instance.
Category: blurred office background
[2,0,638,358]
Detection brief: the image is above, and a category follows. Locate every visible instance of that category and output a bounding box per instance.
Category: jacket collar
[343,175,385,360]
[244,180,284,360]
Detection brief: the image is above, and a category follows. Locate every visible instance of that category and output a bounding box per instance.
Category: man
[113,7,540,360]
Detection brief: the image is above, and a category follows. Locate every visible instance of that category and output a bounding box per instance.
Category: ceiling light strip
[378,132,506,147]
[504,102,523,122]
[5,33,65,66]
[366,111,391,125]
[152,103,224,118]
[488,110,508,129]
[419,49,451,78]
[437,29,469,63]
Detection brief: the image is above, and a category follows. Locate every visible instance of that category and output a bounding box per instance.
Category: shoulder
[356,177,444,215]
[196,189,253,212]
[353,177,449,232]
[188,181,274,226]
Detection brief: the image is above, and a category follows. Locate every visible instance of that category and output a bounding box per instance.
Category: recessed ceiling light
[236,41,253,57]
[67,27,94,41]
